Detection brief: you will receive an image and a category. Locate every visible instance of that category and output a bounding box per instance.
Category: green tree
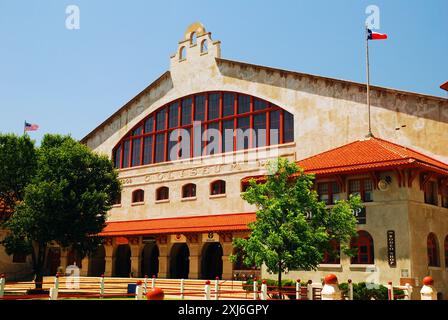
[0,134,37,218]
[2,134,121,289]
[231,158,361,298]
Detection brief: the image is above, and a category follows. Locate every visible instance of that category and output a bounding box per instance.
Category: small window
[322,240,340,264]
[200,39,208,53]
[190,32,197,45]
[179,46,186,60]
[132,189,145,203]
[156,187,169,201]
[182,183,196,198]
[349,178,373,202]
[427,233,440,267]
[112,192,122,205]
[350,231,374,264]
[211,180,226,195]
[424,181,438,206]
[13,253,27,263]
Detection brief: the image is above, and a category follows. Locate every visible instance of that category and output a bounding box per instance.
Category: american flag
[24,122,39,132]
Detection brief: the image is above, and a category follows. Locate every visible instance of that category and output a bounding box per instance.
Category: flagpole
[365,25,373,138]
[23,120,26,136]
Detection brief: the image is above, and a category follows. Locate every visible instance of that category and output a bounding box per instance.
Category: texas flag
[367,28,388,40]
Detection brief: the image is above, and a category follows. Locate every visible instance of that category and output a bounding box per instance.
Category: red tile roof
[242,137,448,183]
[297,137,448,176]
[100,212,256,237]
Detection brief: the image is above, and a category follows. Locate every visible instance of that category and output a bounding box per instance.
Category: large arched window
[112,92,294,168]
[132,189,145,203]
[427,233,440,267]
[182,183,196,198]
[156,187,169,201]
[210,180,226,195]
[350,231,374,264]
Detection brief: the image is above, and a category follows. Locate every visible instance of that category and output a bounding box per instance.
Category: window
[445,236,448,268]
[112,92,294,168]
[200,39,208,53]
[424,181,438,206]
[190,32,197,45]
[13,253,27,263]
[179,46,186,60]
[156,187,169,201]
[349,178,373,202]
[322,240,340,264]
[211,180,226,195]
[112,192,121,205]
[350,231,374,264]
[182,184,196,198]
[132,189,145,203]
[442,188,448,208]
[427,233,440,267]
[317,181,341,205]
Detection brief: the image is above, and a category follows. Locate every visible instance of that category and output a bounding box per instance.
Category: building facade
[1,23,448,297]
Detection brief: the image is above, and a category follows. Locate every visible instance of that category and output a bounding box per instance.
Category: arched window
[427,233,440,267]
[445,236,448,268]
[156,187,169,201]
[182,183,196,198]
[210,180,226,195]
[112,92,294,168]
[201,39,208,53]
[190,32,197,45]
[132,189,145,203]
[112,192,121,205]
[350,231,374,264]
[322,239,340,264]
[179,46,186,60]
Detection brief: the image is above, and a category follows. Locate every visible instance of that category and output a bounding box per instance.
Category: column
[104,243,115,277]
[221,242,233,280]
[130,240,142,278]
[158,242,170,278]
[80,256,89,276]
[189,242,201,279]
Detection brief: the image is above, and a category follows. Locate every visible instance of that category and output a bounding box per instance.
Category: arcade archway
[114,245,131,277]
[88,245,105,277]
[201,242,223,280]
[45,248,61,276]
[141,243,159,277]
[169,243,189,279]
[67,249,83,268]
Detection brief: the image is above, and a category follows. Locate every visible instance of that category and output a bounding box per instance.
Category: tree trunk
[32,243,46,290]
[277,261,282,300]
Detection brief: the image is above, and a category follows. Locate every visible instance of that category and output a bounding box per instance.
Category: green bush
[339,282,405,300]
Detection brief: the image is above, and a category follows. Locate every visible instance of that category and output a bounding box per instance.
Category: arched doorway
[201,243,223,280]
[89,245,105,277]
[141,243,159,277]
[169,243,189,279]
[67,249,83,268]
[46,247,61,276]
[115,245,131,277]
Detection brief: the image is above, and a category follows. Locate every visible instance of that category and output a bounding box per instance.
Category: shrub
[339,282,405,300]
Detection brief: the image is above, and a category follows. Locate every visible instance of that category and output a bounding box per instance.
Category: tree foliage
[231,158,361,296]
[0,134,37,217]
[1,134,121,288]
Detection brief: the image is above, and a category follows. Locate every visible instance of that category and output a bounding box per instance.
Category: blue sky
[0,0,447,143]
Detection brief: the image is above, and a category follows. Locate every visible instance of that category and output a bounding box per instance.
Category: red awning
[100,212,256,237]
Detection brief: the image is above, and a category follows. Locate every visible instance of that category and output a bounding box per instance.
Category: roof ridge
[297,139,362,163]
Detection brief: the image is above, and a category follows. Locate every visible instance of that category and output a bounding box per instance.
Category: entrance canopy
[99,212,256,237]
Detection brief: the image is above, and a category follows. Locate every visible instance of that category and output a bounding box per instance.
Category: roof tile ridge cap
[374,137,448,166]
[372,137,411,159]
[297,140,362,163]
